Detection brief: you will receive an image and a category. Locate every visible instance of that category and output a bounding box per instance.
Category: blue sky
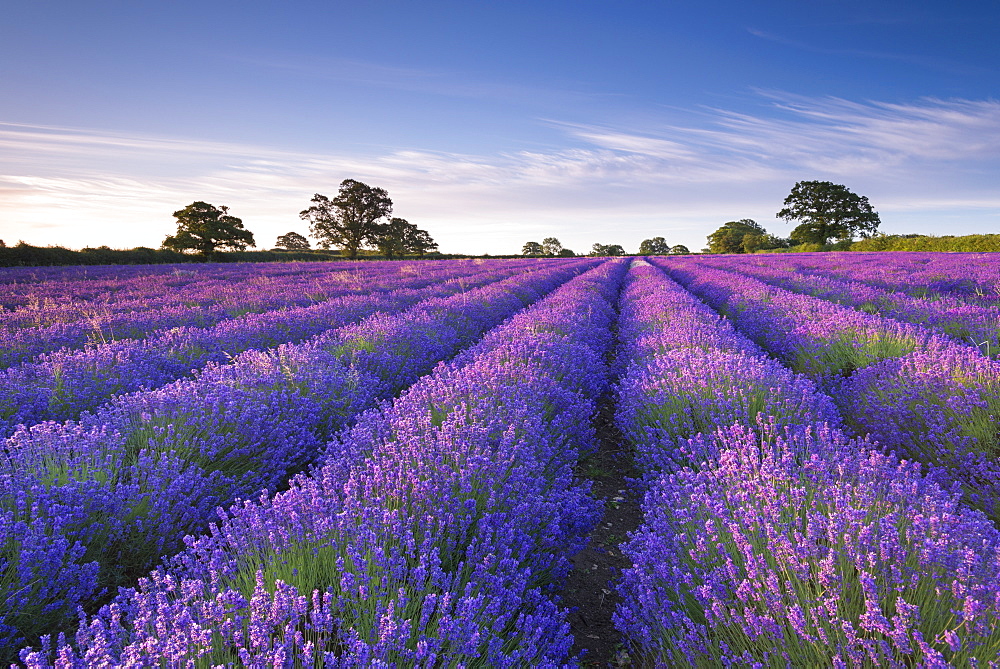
[1,0,998,254]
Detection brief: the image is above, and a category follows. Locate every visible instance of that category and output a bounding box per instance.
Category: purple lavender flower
[20,259,624,666]
[616,424,1000,667]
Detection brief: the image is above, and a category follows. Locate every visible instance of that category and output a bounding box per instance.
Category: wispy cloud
[2,93,999,253]
[746,28,984,76]
[227,53,612,109]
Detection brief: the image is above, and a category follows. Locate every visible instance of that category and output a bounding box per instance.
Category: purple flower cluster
[2,259,592,657]
[0,260,493,316]
[835,347,1000,520]
[8,252,999,666]
[617,424,1000,667]
[0,261,359,332]
[20,259,626,666]
[614,260,839,476]
[746,251,1000,304]
[0,259,554,437]
[653,257,964,386]
[612,259,1000,666]
[694,254,1000,355]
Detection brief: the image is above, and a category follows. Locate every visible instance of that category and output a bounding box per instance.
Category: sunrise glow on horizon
[1,1,998,254]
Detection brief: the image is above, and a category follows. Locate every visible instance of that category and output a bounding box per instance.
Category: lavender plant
[695,254,1000,356]
[654,258,959,385]
[2,261,591,658]
[20,260,626,666]
[614,261,840,477]
[616,424,1000,667]
[835,347,1000,520]
[0,260,562,436]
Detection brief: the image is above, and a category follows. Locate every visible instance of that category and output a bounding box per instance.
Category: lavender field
[3,253,1000,667]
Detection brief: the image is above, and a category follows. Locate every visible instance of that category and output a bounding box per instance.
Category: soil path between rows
[563,399,643,667]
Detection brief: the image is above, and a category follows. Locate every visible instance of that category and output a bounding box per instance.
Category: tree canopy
[522,241,543,256]
[669,244,690,255]
[401,226,438,257]
[300,179,393,258]
[777,180,881,245]
[373,217,409,259]
[591,243,625,257]
[373,218,438,258]
[541,237,563,257]
[638,236,669,255]
[705,219,767,254]
[275,231,310,251]
[162,202,255,257]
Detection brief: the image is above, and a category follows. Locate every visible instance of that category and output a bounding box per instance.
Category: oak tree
[275,231,310,250]
[403,227,438,257]
[541,237,563,257]
[162,202,255,258]
[522,241,543,256]
[591,243,625,256]
[777,181,881,245]
[638,236,669,255]
[705,219,766,254]
[373,218,438,258]
[300,179,392,258]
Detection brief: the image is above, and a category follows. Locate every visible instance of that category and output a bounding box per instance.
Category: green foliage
[299,179,393,258]
[402,226,438,257]
[851,233,1000,253]
[792,331,919,380]
[0,243,347,266]
[706,219,770,254]
[591,243,625,256]
[541,237,563,256]
[777,180,881,244]
[373,218,410,259]
[274,231,310,251]
[759,242,828,254]
[162,202,255,257]
[521,241,543,256]
[638,236,669,255]
[669,244,690,255]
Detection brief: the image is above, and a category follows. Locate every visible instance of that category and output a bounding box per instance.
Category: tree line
[162,179,438,259]
[704,180,882,254]
[522,181,882,257]
[520,237,691,257]
[11,178,998,266]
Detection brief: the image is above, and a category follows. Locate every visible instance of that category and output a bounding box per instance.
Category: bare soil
[564,400,643,667]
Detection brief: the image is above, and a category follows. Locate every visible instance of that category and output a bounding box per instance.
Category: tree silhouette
[522,241,543,256]
[541,237,563,256]
[778,181,881,245]
[162,202,255,258]
[638,236,669,255]
[300,179,392,258]
[275,231,310,250]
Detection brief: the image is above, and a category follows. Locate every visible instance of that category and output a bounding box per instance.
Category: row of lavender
[0,260,549,436]
[690,254,1000,356]
[756,252,1000,302]
[610,258,1000,665]
[0,261,365,310]
[18,259,628,666]
[655,257,1000,521]
[7,253,997,664]
[0,264,352,335]
[0,259,595,657]
[0,260,536,369]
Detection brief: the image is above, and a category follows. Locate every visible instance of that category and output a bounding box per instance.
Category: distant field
[4,253,999,666]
